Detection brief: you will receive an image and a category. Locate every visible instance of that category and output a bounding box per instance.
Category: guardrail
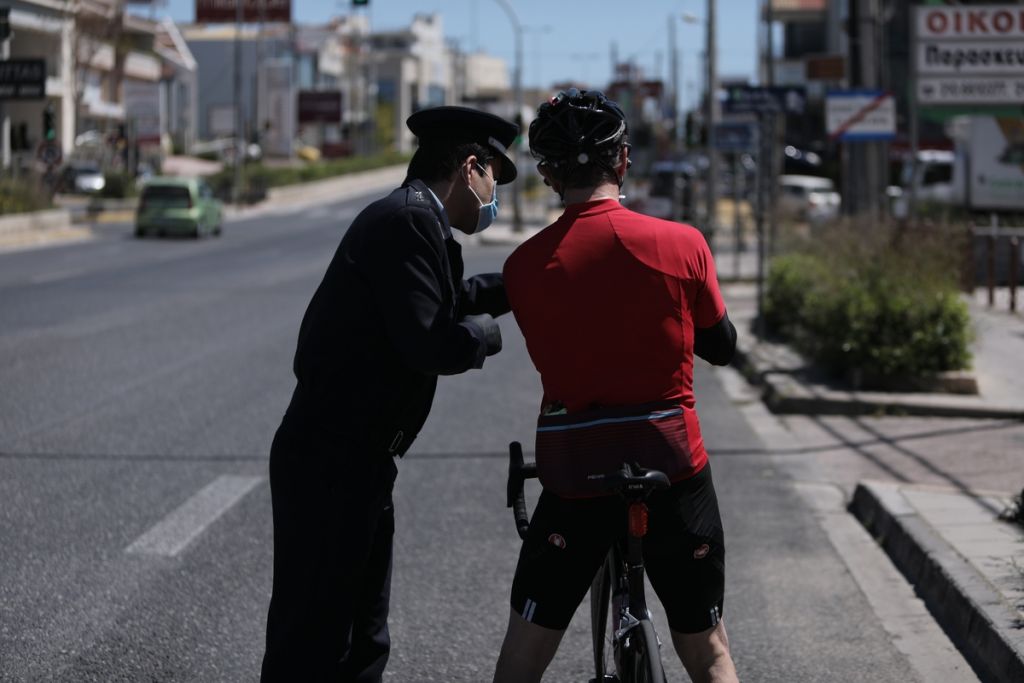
[970,223,1023,314]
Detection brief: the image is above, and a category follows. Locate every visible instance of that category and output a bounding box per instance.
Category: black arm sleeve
[368,208,488,375]
[460,273,511,317]
[694,311,737,366]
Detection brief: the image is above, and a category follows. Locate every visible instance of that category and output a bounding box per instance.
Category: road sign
[0,59,45,100]
[825,90,896,141]
[37,141,61,167]
[913,5,1024,107]
[723,86,806,115]
[713,121,758,152]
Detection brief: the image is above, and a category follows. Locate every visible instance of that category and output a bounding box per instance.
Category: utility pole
[705,0,719,244]
[0,7,11,172]
[847,0,885,220]
[669,14,681,220]
[494,0,523,232]
[233,0,244,205]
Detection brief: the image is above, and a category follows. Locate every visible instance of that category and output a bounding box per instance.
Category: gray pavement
[709,234,1024,682]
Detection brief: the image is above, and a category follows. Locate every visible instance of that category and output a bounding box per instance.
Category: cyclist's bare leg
[492,610,565,683]
[670,620,739,683]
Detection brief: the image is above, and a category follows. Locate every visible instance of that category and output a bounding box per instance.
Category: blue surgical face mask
[467,163,499,233]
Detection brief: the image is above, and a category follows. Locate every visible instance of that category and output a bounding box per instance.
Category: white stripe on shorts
[523,598,537,623]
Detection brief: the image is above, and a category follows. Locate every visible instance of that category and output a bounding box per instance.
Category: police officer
[261,106,519,682]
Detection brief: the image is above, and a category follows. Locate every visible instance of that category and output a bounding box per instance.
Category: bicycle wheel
[590,554,613,679]
[618,619,666,683]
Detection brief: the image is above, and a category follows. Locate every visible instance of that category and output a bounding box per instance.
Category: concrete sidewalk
[715,245,1024,682]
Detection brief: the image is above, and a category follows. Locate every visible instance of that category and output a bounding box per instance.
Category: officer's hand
[463,313,502,356]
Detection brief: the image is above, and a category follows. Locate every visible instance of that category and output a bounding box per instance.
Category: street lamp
[492,0,523,232]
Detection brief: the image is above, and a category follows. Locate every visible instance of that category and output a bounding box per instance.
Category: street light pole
[705,0,719,245]
[493,0,523,232]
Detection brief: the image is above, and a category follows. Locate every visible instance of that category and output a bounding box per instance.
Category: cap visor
[496,151,517,184]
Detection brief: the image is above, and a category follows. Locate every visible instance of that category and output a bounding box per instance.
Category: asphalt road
[0,194,965,681]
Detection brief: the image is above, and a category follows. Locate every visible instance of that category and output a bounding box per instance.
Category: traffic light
[352,0,369,6]
[42,104,56,141]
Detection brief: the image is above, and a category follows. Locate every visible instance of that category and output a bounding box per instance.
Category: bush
[0,176,52,214]
[100,172,138,199]
[205,150,411,204]
[764,223,972,383]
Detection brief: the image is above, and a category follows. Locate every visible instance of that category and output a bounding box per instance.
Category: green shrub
[100,172,138,199]
[204,150,411,204]
[764,224,972,383]
[0,177,52,214]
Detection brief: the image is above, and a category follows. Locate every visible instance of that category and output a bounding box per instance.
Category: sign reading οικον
[914,5,1024,105]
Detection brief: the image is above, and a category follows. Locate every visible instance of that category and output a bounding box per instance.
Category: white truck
[891,115,1024,217]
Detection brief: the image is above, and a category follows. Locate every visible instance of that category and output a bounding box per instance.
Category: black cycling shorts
[509,462,725,634]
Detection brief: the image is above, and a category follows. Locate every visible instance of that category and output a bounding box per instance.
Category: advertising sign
[914,5,1024,106]
[825,90,896,141]
[124,80,162,145]
[195,0,291,24]
[969,117,1024,211]
[297,90,341,124]
[0,59,46,100]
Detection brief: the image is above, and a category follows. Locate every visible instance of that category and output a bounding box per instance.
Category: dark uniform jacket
[283,178,509,457]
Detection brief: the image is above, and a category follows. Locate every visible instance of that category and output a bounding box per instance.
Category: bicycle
[506,440,671,683]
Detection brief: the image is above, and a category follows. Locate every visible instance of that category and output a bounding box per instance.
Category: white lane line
[125,475,264,557]
[29,268,89,285]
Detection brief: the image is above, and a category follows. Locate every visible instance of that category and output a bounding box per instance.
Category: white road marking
[125,475,264,557]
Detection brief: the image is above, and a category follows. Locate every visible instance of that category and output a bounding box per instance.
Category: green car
[135,177,223,238]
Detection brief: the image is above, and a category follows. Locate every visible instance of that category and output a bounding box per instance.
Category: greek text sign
[917,6,1024,40]
[918,77,1024,105]
[918,42,1024,75]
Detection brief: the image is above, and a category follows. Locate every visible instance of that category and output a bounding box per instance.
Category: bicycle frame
[507,441,667,683]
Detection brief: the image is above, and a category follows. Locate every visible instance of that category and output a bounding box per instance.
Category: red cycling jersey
[503,198,726,476]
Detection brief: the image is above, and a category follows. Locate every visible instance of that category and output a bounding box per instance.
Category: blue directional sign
[713,121,759,152]
[723,86,807,115]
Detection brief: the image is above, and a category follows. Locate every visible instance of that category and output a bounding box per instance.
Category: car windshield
[141,185,191,208]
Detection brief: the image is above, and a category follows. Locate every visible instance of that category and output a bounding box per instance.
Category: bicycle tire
[618,619,666,683]
[590,554,613,678]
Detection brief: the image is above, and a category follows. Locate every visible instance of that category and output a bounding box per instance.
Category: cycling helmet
[529,88,629,169]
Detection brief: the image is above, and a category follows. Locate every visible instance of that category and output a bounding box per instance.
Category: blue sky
[150,0,760,110]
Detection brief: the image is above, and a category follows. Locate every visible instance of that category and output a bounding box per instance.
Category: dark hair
[405,139,495,185]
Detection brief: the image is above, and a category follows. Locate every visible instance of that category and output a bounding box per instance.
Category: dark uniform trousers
[261,414,399,682]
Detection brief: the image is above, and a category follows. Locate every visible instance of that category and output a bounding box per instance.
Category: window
[140,185,191,209]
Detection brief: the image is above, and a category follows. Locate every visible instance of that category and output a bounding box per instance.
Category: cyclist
[493,89,739,683]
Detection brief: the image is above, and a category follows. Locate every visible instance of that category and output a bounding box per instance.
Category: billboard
[124,80,162,145]
[969,117,1024,211]
[297,90,342,124]
[195,0,291,24]
[0,59,45,99]
[913,5,1024,106]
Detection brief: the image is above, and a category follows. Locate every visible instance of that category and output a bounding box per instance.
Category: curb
[850,481,1024,683]
[731,340,1024,421]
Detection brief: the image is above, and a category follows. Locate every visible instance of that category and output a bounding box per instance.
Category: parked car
[135,177,223,239]
[58,161,106,194]
[778,174,841,225]
[632,160,699,221]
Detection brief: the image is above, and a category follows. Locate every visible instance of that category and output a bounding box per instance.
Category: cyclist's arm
[694,311,736,366]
